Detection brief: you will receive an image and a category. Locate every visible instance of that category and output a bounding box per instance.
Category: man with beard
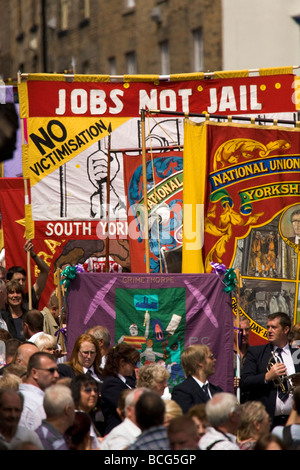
[171,344,223,414]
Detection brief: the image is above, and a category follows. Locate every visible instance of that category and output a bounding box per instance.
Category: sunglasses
[83,387,98,393]
[36,367,59,374]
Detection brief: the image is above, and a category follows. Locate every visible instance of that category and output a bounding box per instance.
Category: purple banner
[66,272,234,392]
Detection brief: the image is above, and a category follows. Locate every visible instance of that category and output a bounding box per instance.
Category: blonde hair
[180,344,210,376]
[34,334,57,351]
[0,373,22,391]
[137,363,170,390]
[164,399,183,425]
[238,401,268,441]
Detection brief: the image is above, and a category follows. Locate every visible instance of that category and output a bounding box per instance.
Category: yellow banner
[22,116,129,185]
[182,119,207,273]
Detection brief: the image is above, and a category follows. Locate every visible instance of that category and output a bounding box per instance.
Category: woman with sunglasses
[100,342,140,435]
[70,374,104,448]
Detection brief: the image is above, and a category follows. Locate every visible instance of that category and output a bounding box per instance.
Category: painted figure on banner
[87,141,126,219]
[231,211,297,335]
[184,121,300,345]
[117,323,147,351]
[280,205,300,250]
[123,118,184,273]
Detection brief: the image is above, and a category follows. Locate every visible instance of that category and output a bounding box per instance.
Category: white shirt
[28,331,45,343]
[199,426,240,450]
[0,425,44,450]
[18,383,46,430]
[0,315,8,331]
[192,376,212,398]
[100,355,107,369]
[274,344,295,417]
[272,423,300,442]
[117,373,132,388]
[83,365,102,383]
[161,387,171,400]
[100,417,141,450]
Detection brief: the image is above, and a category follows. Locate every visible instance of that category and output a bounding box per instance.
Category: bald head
[13,342,39,368]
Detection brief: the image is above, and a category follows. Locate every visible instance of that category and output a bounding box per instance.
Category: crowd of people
[0,240,300,450]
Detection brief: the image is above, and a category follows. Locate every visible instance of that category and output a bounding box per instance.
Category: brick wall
[0,0,222,81]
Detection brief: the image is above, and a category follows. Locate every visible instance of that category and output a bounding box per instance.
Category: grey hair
[43,384,74,418]
[205,392,238,427]
[85,325,111,347]
[124,387,148,415]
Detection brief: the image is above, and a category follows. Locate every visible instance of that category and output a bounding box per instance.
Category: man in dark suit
[240,311,300,429]
[171,344,223,414]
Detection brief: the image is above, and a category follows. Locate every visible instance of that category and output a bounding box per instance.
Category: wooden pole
[234,268,243,403]
[55,267,66,352]
[19,72,32,310]
[111,144,182,153]
[105,123,112,272]
[24,178,32,310]
[141,109,150,273]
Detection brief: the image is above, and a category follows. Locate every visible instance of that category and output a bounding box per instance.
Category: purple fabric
[1,86,22,176]
[66,272,234,393]
[5,86,14,103]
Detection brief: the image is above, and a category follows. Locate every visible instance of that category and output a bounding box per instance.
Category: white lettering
[96,220,128,239]
[207,84,263,113]
[139,89,158,111]
[178,88,192,113]
[45,222,92,237]
[159,89,177,111]
[55,88,125,116]
[71,89,88,114]
[109,89,124,114]
[82,222,92,236]
[207,88,217,113]
[219,86,237,112]
[139,88,193,113]
[250,84,262,110]
[90,90,107,115]
[240,85,247,110]
[55,89,66,115]
[116,221,127,236]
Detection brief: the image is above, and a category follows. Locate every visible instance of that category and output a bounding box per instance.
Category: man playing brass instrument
[241,312,300,429]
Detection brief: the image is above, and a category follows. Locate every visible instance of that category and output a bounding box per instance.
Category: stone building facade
[0,0,222,81]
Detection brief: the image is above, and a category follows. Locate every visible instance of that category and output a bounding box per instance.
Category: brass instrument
[267,351,292,394]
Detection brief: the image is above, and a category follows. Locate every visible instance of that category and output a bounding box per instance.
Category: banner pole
[55,268,65,352]
[23,178,32,310]
[149,109,300,127]
[111,144,182,153]
[141,109,150,273]
[234,268,243,403]
[105,123,112,273]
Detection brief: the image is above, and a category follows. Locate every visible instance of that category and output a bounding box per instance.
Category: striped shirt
[35,420,69,450]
